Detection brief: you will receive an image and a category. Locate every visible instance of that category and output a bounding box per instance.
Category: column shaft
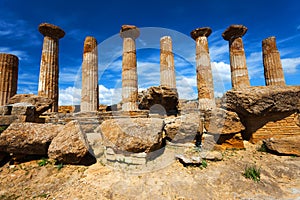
[262,36,285,86]
[38,36,59,112]
[0,54,18,106]
[229,37,250,89]
[81,36,99,111]
[160,36,176,89]
[195,36,215,110]
[122,37,138,111]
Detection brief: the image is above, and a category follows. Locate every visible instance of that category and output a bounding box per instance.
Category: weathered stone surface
[9,94,53,114]
[204,108,245,134]
[38,23,65,112]
[100,118,164,153]
[139,86,179,115]
[163,113,202,143]
[0,106,12,115]
[222,24,250,89]
[0,122,63,155]
[120,25,140,39]
[81,36,99,112]
[191,27,215,111]
[222,25,247,41]
[48,120,91,164]
[190,27,212,40]
[222,86,300,116]
[178,99,198,114]
[38,23,65,39]
[175,151,222,165]
[120,24,139,111]
[0,53,18,106]
[262,36,285,86]
[264,136,300,156]
[160,36,176,89]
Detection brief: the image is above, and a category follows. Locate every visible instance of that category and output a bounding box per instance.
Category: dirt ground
[0,143,299,200]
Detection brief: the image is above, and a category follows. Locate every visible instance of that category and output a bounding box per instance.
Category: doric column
[222,25,250,89]
[38,23,65,112]
[190,27,215,111]
[160,36,176,89]
[262,36,285,86]
[81,36,99,112]
[120,25,140,111]
[0,53,18,106]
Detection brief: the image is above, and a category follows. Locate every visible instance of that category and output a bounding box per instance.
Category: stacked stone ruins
[0,23,299,165]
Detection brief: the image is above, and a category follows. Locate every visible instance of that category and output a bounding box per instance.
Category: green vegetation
[37,158,49,166]
[257,143,268,152]
[56,163,64,170]
[243,165,261,182]
[201,159,207,168]
[0,126,8,134]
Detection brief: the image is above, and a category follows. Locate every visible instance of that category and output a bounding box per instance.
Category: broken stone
[48,120,92,164]
[139,86,179,115]
[0,122,63,155]
[100,118,164,153]
[264,136,300,156]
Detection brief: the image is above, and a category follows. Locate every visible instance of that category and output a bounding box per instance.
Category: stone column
[120,25,140,111]
[0,53,18,106]
[160,36,176,89]
[81,36,99,112]
[222,25,250,89]
[190,27,215,111]
[38,23,65,112]
[262,36,285,86]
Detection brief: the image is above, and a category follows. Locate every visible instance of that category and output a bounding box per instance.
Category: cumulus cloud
[282,57,300,74]
[59,85,122,106]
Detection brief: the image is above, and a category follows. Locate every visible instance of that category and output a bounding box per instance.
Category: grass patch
[37,158,49,167]
[0,126,8,134]
[257,143,268,152]
[56,163,64,170]
[243,165,261,182]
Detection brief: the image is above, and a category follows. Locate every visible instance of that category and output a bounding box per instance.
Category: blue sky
[1,0,299,105]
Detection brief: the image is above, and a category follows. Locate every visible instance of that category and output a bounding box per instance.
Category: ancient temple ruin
[0,23,299,166]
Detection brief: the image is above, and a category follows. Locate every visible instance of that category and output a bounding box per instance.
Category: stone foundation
[245,112,300,143]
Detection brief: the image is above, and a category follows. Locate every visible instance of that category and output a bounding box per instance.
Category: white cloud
[59,87,81,105]
[282,57,300,74]
[0,47,28,60]
[59,85,122,106]
[211,61,231,83]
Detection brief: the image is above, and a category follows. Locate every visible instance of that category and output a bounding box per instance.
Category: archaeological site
[0,23,299,199]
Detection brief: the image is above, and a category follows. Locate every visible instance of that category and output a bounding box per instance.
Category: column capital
[222,24,247,41]
[190,27,212,40]
[39,23,65,39]
[120,25,140,39]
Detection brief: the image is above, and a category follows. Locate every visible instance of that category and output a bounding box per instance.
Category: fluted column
[0,53,18,106]
[38,23,65,112]
[262,36,285,86]
[191,27,215,111]
[222,25,250,89]
[120,25,139,111]
[81,36,99,112]
[160,36,176,89]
